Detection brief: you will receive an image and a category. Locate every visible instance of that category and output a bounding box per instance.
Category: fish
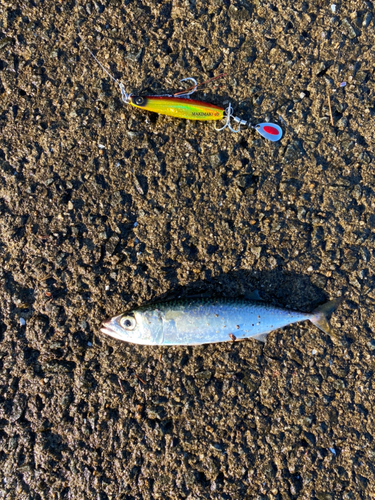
[100,296,342,346]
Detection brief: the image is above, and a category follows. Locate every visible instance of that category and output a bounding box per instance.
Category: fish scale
[101,297,342,346]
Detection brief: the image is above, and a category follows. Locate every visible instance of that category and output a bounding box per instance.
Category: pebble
[0,37,15,50]
[362,12,372,27]
[250,246,262,259]
[342,18,358,39]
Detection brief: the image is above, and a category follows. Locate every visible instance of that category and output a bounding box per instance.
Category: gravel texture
[1,0,375,498]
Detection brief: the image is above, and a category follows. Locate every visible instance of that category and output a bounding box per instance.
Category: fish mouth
[100,320,115,337]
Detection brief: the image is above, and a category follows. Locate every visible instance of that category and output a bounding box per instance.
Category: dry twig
[327,90,334,126]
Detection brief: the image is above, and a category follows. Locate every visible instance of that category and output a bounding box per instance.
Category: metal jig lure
[87,48,282,142]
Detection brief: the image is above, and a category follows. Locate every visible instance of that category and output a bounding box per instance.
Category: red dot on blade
[263,126,279,135]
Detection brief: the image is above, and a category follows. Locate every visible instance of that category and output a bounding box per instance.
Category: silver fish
[101,297,342,346]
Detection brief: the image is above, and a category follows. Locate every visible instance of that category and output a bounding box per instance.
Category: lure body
[130,95,224,121]
[101,297,341,346]
[130,95,282,140]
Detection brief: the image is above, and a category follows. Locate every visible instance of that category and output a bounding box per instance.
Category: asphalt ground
[0,0,375,498]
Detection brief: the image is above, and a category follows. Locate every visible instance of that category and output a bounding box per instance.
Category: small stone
[146,407,164,420]
[342,18,358,39]
[268,256,277,268]
[332,378,345,390]
[10,396,26,422]
[195,370,212,381]
[284,144,299,161]
[337,116,348,128]
[250,246,262,259]
[209,152,227,167]
[126,130,140,139]
[316,493,332,500]
[324,76,334,86]
[125,47,142,62]
[0,37,15,51]
[363,12,372,27]
[316,61,327,76]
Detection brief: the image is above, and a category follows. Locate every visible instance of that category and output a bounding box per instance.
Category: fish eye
[120,315,136,330]
[133,96,146,106]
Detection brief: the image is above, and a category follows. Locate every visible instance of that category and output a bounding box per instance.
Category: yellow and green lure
[88,49,282,141]
[130,94,224,121]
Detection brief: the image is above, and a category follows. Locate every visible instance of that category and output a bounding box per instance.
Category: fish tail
[310,297,343,336]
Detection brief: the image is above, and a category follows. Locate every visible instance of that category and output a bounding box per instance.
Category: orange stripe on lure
[87,48,282,142]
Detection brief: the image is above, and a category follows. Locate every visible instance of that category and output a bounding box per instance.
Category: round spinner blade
[255,123,283,142]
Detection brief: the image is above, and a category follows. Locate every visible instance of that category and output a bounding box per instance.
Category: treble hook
[215,103,283,140]
[215,103,247,133]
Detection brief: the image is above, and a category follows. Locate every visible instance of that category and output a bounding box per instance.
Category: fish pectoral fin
[250,332,269,343]
[164,310,185,322]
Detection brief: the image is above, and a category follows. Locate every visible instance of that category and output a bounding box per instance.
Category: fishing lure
[101,297,342,346]
[87,48,283,141]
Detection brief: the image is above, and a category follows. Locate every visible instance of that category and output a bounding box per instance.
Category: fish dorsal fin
[243,290,264,301]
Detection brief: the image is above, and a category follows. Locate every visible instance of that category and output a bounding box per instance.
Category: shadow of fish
[101,297,342,346]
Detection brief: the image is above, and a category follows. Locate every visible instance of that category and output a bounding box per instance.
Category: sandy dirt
[1,0,375,498]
